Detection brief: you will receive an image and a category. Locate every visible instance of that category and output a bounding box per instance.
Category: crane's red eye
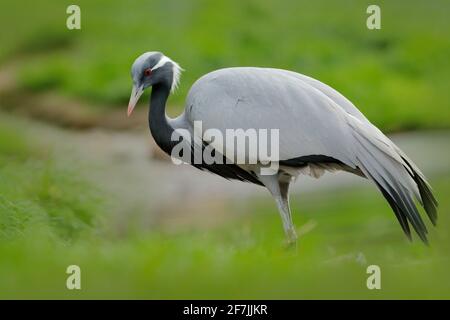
[144,68,152,76]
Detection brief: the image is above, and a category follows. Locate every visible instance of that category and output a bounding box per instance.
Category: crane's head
[128,51,182,116]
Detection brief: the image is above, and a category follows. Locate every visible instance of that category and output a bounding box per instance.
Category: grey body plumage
[128,52,438,245]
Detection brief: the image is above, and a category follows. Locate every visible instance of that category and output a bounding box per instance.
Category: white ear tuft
[170,60,183,93]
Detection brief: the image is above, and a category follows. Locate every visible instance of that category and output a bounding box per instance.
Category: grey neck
[148,83,175,155]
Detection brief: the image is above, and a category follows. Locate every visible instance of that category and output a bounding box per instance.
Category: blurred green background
[0,0,449,299]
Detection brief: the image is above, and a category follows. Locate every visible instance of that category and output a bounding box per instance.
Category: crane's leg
[278,180,297,246]
[257,174,297,246]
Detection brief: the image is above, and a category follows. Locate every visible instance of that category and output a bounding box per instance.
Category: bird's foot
[283,227,298,251]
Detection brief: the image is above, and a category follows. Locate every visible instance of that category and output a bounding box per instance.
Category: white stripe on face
[151,55,183,93]
[151,56,172,71]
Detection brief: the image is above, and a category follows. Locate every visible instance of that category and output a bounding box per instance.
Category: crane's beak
[127,84,144,117]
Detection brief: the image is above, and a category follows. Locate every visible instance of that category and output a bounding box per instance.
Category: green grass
[0,0,449,131]
[0,118,449,299]
[0,177,449,299]
[0,121,101,243]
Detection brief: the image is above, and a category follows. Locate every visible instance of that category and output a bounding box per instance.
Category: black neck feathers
[148,83,175,155]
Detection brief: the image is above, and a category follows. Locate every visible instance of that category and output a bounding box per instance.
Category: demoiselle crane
[127,51,438,245]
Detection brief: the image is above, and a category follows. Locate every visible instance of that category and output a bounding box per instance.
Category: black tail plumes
[350,120,438,243]
[402,157,438,226]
